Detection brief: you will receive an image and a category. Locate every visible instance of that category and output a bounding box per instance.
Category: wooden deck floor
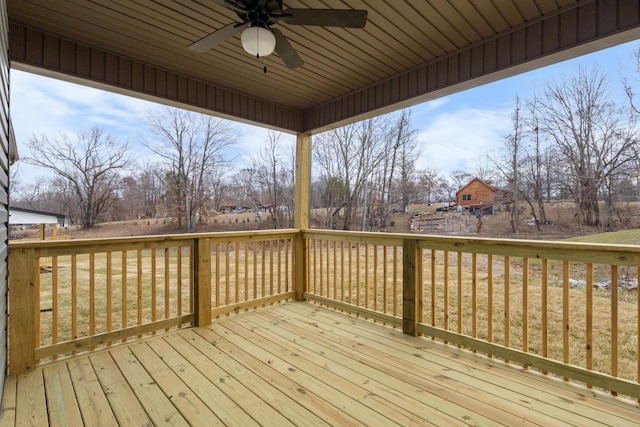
[1,302,639,426]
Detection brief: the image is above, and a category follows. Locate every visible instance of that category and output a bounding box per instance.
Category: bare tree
[254,131,294,229]
[448,170,471,201]
[538,66,638,228]
[146,108,236,231]
[24,127,130,228]
[416,163,447,204]
[392,110,419,216]
[506,97,523,234]
[314,117,389,230]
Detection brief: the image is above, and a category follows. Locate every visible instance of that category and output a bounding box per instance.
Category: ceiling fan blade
[281,9,367,28]
[208,0,246,14]
[273,29,304,69]
[188,22,248,52]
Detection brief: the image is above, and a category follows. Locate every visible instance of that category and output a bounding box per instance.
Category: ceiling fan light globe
[241,27,276,57]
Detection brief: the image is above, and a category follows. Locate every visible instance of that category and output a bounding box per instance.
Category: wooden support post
[194,238,212,326]
[9,248,36,374]
[294,133,311,301]
[39,224,45,240]
[294,233,307,301]
[403,239,420,336]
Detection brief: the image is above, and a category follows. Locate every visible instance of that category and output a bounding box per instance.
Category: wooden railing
[303,230,640,399]
[8,230,297,373]
[8,228,640,398]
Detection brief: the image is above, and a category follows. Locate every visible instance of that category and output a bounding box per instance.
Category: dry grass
[36,241,294,349]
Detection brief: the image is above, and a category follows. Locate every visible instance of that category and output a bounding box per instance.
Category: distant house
[456,178,497,208]
[9,207,66,239]
[9,207,65,226]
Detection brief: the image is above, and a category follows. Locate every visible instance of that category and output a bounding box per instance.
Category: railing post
[294,232,307,301]
[194,238,211,326]
[294,132,311,301]
[9,247,36,374]
[402,239,421,336]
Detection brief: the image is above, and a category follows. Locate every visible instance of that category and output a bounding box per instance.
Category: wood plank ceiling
[7,0,640,133]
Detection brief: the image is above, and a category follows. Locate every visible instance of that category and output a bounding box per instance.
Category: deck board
[1,302,639,426]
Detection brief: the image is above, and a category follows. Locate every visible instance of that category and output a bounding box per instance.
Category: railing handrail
[9,228,300,250]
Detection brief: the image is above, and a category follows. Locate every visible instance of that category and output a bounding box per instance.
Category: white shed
[9,207,65,239]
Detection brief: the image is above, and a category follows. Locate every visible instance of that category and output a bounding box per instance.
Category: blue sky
[10,39,640,185]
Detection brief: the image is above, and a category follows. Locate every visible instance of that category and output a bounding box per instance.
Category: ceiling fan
[188,0,368,69]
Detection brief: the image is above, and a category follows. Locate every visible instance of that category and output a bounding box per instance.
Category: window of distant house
[462,194,472,201]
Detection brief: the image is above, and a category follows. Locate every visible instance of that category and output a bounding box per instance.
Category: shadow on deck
[1,302,638,426]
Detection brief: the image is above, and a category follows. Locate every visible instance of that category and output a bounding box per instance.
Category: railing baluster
[504,255,510,359]
[137,250,142,327]
[276,240,281,295]
[431,249,436,329]
[164,248,170,326]
[611,264,619,392]
[563,260,570,379]
[393,246,398,318]
[72,254,78,341]
[472,253,477,346]
[356,243,361,307]
[35,256,41,348]
[225,243,231,305]
[253,242,258,300]
[586,262,593,388]
[107,252,112,332]
[348,242,353,304]
[177,246,183,315]
[373,244,378,313]
[150,249,155,325]
[52,256,58,345]
[444,251,449,340]
[365,244,369,309]
[383,245,388,315]
[522,257,528,359]
[340,241,345,302]
[122,251,127,330]
[215,244,220,307]
[90,252,96,336]
[457,251,462,342]
[332,242,338,300]
[487,254,493,345]
[319,240,323,297]
[236,242,241,302]
[269,240,274,297]
[261,241,266,298]
[541,258,548,373]
[244,242,249,301]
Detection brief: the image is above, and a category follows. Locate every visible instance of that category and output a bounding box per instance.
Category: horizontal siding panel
[9,23,303,132]
[1,0,8,399]
[620,1,640,28]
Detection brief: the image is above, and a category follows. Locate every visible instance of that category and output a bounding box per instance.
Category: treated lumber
[89,351,152,426]
[66,358,118,426]
[42,363,84,427]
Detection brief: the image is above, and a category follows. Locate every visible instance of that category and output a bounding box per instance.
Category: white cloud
[415,105,513,175]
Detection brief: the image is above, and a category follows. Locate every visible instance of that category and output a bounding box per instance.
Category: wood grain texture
[1,302,638,426]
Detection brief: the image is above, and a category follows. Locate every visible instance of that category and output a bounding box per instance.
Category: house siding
[456,179,496,207]
[0,0,9,398]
